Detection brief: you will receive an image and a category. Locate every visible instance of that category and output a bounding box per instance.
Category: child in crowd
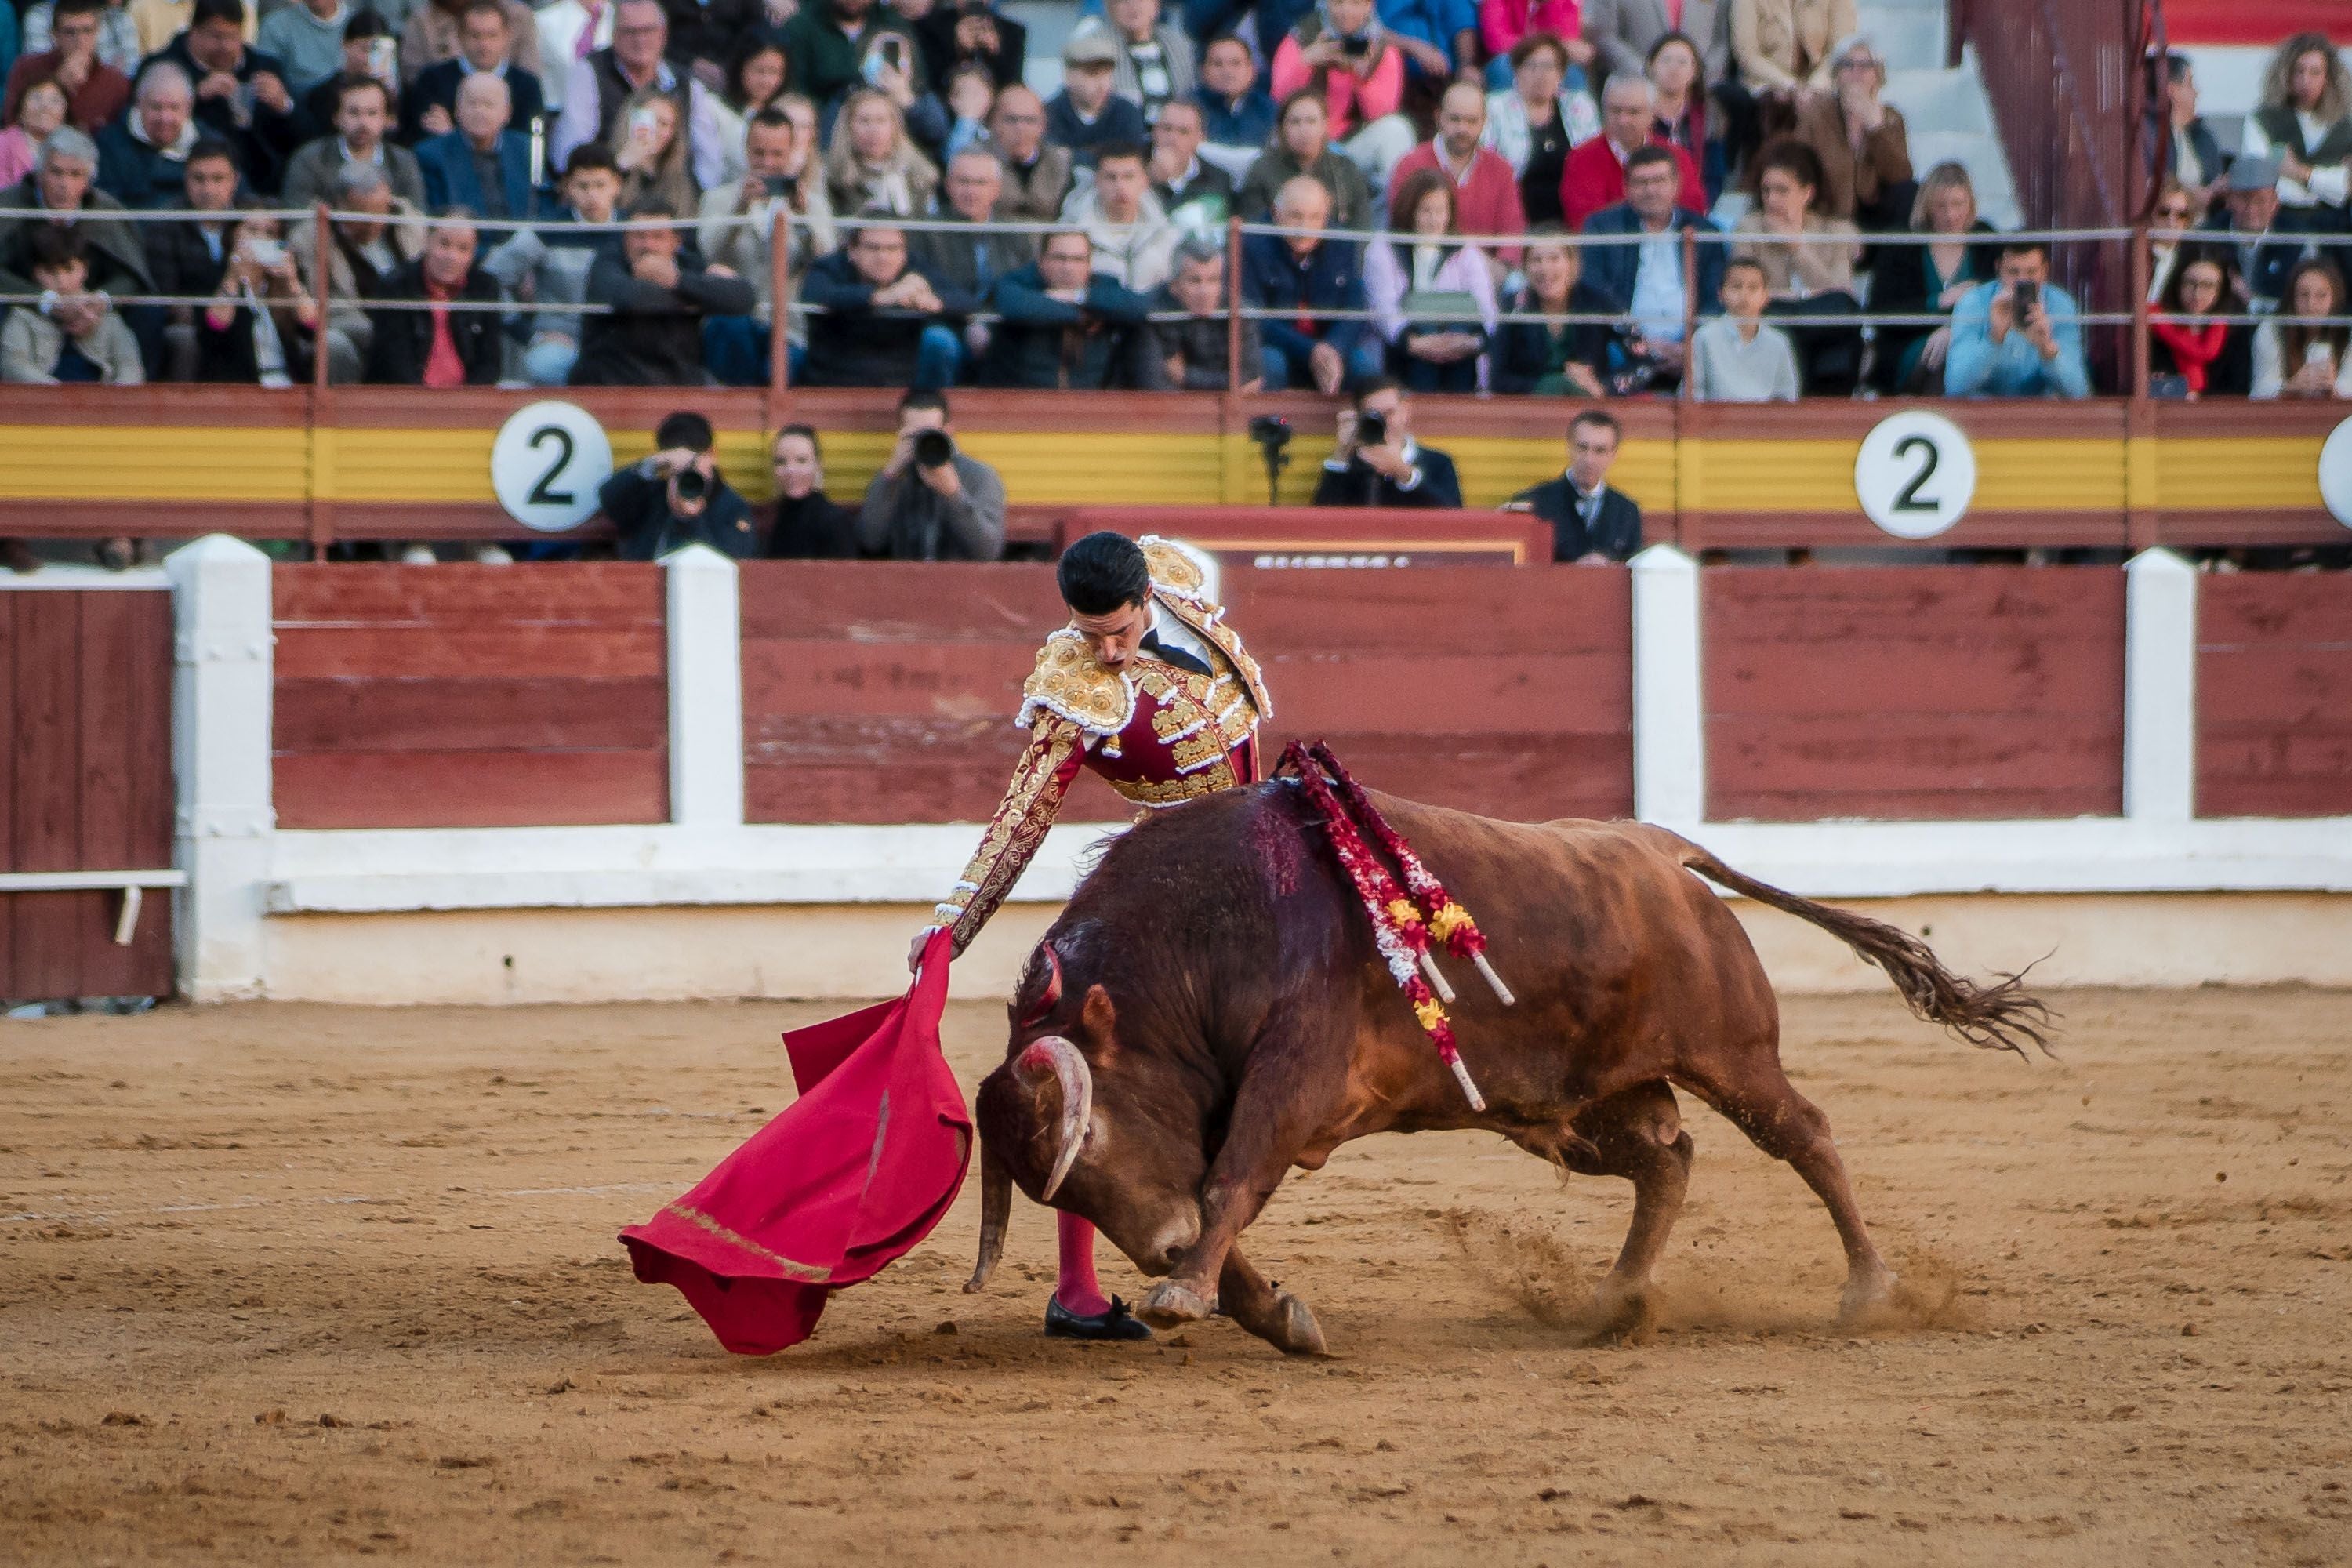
[1690,256,1798,402]
[0,226,145,383]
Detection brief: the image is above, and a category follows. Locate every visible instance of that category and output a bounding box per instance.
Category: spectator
[1061,140,1176,292]
[912,0,1025,95]
[856,389,1006,560]
[293,8,396,145]
[4,0,133,134]
[416,71,530,223]
[0,127,152,300]
[1690,253,1796,399]
[2151,52,2225,216]
[1493,224,1616,394]
[1046,30,1145,166]
[822,85,935,213]
[1192,31,1272,178]
[1367,165,1497,392]
[1559,74,1700,230]
[1579,143,1719,392]
[2,224,144,379]
[982,226,1155,387]
[400,0,539,94]
[1,81,72,191]
[2149,251,2250,399]
[482,141,621,386]
[143,133,236,376]
[1944,238,2089,399]
[709,35,787,184]
[400,0,544,144]
[985,83,1069,220]
[909,143,1025,376]
[1730,0,1852,95]
[799,218,972,387]
[659,0,760,89]
[257,0,358,97]
[550,0,723,191]
[699,105,837,386]
[1376,0,1477,85]
[290,159,419,379]
[1149,233,1260,390]
[2198,155,2300,314]
[196,202,318,383]
[1149,98,1232,230]
[1870,158,1994,393]
[1083,0,1193,124]
[2252,258,2352,400]
[130,0,221,64]
[1267,0,1415,190]
[1243,174,1379,391]
[533,0,613,111]
[283,74,425,208]
[1390,79,1526,276]
[1786,33,1909,229]
[1313,376,1462,508]
[597,409,760,559]
[613,83,699,212]
[366,209,498,382]
[1646,31,1725,209]
[1585,0,1731,85]
[937,60,994,164]
[1477,0,1592,90]
[2147,176,2194,305]
[773,0,924,121]
[20,0,144,80]
[1482,31,1598,228]
[93,59,198,207]
[154,0,305,192]
[571,196,754,383]
[2241,33,2351,240]
[1730,136,1859,392]
[1504,407,1640,562]
[1238,88,1374,231]
[764,423,858,557]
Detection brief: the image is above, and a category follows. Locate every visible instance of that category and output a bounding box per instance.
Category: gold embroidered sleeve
[938,716,1087,954]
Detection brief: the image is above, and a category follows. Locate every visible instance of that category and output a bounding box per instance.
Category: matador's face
[1070,590,1153,671]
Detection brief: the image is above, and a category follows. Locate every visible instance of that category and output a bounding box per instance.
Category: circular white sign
[490,401,614,532]
[2318,416,2352,529]
[1854,410,1977,539]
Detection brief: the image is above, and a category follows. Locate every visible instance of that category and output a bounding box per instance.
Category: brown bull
[964,781,2048,1356]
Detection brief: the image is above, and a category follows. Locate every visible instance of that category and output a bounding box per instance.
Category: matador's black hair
[1057,531,1150,616]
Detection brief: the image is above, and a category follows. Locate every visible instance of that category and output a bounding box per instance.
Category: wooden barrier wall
[0,590,174,999]
[1703,567,2128,821]
[2196,575,2352,818]
[272,564,670,829]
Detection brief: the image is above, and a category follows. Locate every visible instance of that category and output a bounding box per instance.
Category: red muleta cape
[618,930,971,1354]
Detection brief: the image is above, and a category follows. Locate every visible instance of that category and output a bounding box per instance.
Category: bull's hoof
[1137,1279,1214,1327]
[1836,1268,1902,1330]
[1270,1291,1329,1357]
[1581,1280,1656,1345]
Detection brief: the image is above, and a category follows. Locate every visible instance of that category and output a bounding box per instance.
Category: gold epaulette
[1140,535,1211,608]
[1016,630,1134,738]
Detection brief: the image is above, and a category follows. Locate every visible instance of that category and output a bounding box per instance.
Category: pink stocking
[1054,1210,1110,1316]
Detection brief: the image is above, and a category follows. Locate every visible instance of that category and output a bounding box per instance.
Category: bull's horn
[1014,1035,1093,1202]
[964,1142,1011,1294]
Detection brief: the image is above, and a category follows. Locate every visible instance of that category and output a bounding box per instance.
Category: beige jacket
[292,200,426,343]
[1732,211,1861,296]
[1731,0,1855,92]
[696,177,838,335]
[1,306,145,383]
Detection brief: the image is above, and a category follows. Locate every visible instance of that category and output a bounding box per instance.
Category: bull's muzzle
[1015,1034,1093,1201]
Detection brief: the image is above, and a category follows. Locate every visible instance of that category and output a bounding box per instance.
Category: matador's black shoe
[1043,1294,1154,1341]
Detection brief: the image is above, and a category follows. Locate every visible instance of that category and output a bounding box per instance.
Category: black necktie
[1140,630,1213,677]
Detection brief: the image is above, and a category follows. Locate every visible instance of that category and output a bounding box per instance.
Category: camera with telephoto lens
[1354,409,1388,450]
[1339,32,1370,55]
[1247,415,1291,504]
[913,430,956,469]
[673,466,710,503]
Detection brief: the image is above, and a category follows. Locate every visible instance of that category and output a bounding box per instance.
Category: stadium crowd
[0,0,2343,404]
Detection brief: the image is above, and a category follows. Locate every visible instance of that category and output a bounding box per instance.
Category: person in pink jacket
[1269,0,1418,190]
[1476,0,1593,89]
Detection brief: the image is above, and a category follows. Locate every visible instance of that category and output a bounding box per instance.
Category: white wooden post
[2123,546,2198,822]
[165,535,274,1001]
[662,544,745,828]
[1630,543,1706,828]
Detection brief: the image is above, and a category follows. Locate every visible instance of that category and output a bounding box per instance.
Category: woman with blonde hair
[613,85,700,215]
[822,87,939,217]
[2241,31,2352,234]
[1870,158,1997,391]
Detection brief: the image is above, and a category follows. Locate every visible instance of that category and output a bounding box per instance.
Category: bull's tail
[1666,834,2053,1059]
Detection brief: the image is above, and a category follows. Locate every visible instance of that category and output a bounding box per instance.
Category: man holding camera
[595,410,760,560]
[856,390,1007,560]
[1312,376,1463,508]
[1943,238,2089,400]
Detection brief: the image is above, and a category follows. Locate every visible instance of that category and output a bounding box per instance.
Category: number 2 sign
[491,401,615,532]
[1854,411,1977,539]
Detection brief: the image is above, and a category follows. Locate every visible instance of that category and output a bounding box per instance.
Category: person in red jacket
[1561,72,1701,231]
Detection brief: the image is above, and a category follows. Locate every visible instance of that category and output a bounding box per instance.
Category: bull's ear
[1080,983,1118,1057]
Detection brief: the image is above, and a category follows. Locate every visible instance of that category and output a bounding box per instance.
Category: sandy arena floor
[2,988,2348,1566]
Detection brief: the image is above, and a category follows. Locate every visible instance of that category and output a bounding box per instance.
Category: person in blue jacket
[1240,174,1382,392]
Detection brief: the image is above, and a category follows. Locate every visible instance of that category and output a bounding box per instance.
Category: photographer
[856,389,1006,560]
[1944,238,2089,400]
[1312,376,1462,509]
[596,410,759,559]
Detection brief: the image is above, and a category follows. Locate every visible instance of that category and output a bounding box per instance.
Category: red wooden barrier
[2196,576,2352,818]
[0,591,175,1000]
[1704,567,2127,821]
[272,564,670,829]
